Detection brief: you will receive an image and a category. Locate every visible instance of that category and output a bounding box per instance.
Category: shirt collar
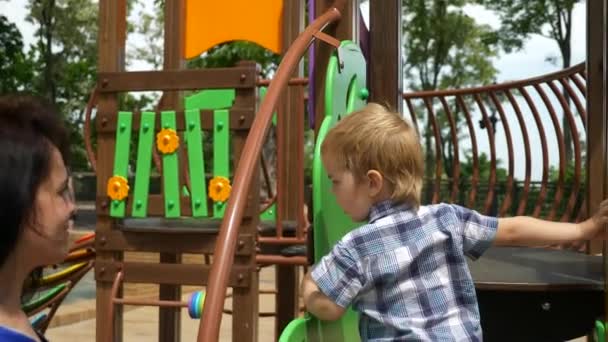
[368,199,412,223]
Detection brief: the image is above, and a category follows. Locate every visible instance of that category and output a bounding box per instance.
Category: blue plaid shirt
[311,200,498,341]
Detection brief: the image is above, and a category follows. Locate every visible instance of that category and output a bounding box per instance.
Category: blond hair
[321,103,424,208]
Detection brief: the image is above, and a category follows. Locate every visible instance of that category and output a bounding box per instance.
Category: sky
[0,0,589,181]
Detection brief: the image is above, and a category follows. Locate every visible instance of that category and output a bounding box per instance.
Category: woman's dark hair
[0,94,70,268]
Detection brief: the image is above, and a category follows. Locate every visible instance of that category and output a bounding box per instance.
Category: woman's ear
[366,170,384,197]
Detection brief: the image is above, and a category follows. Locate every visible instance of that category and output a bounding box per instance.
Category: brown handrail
[197,1,346,340]
[402,63,585,98]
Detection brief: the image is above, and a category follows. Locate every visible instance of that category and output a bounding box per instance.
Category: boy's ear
[366,170,384,197]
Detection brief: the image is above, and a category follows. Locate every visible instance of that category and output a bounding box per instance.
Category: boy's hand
[582,198,608,239]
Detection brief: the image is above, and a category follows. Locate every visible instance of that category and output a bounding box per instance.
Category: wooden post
[313,0,358,133]
[231,61,260,342]
[159,0,186,341]
[586,0,606,254]
[275,1,304,339]
[96,1,126,341]
[369,0,403,113]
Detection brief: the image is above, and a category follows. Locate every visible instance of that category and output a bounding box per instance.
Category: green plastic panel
[260,203,277,222]
[184,89,235,110]
[213,109,230,217]
[110,111,133,218]
[185,109,208,217]
[279,317,308,342]
[161,111,181,218]
[131,111,155,218]
[302,41,367,342]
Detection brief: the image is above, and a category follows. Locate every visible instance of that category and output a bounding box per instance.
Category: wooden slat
[97,67,257,92]
[95,261,251,287]
[160,111,181,218]
[185,109,208,217]
[110,111,132,218]
[96,109,254,133]
[213,109,231,218]
[132,111,155,217]
[96,230,253,255]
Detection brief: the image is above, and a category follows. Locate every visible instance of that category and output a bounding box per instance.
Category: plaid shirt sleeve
[450,204,498,259]
[310,239,364,308]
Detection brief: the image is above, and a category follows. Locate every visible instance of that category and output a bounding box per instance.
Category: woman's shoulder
[0,325,44,342]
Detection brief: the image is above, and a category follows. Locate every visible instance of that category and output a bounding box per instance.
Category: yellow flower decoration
[156,128,180,154]
[107,175,129,201]
[209,176,231,202]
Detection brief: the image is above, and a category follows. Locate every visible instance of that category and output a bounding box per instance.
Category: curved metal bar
[403,63,585,98]
[108,270,124,342]
[559,77,587,125]
[197,3,346,340]
[423,98,443,203]
[569,73,586,98]
[488,91,515,216]
[456,96,479,208]
[473,94,497,214]
[84,86,99,173]
[547,81,583,221]
[532,83,565,220]
[438,96,459,203]
[504,89,532,215]
[518,86,549,217]
[404,98,421,137]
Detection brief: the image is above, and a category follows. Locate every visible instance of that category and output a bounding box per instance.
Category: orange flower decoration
[209,176,231,202]
[156,128,180,154]
[107,175,129,201]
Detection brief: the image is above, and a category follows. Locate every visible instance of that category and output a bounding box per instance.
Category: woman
[0,95,76,342]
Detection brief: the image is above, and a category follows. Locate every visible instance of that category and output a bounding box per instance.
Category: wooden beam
[96,231,254,255]
[586,0,606,254]
[275,1,305,339]
[231,61,260,342]
[95,109,255,133]
[96,67,257,92]
[369,0,403,113]
[95,261,252,287]
[96,1,127,341]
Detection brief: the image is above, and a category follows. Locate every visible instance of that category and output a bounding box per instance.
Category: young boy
[301,103,608,341]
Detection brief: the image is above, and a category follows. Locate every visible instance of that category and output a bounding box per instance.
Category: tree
[0,15,34,93]
[25,0,99,170]
[476,0,581,164]
[402,0,502,201]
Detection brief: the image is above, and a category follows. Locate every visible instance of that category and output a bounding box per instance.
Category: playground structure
[21,0,608,341]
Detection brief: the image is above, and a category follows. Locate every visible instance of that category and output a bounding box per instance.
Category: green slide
[279,40,368,342]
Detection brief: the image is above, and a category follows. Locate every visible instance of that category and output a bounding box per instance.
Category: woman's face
[24,146,76,265]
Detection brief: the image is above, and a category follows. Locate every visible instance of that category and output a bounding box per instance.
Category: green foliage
[475,0,579,62]
[402,0,499,91]
[0,15,34,92]
[187,41,280,78]
[24,0,99,170]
